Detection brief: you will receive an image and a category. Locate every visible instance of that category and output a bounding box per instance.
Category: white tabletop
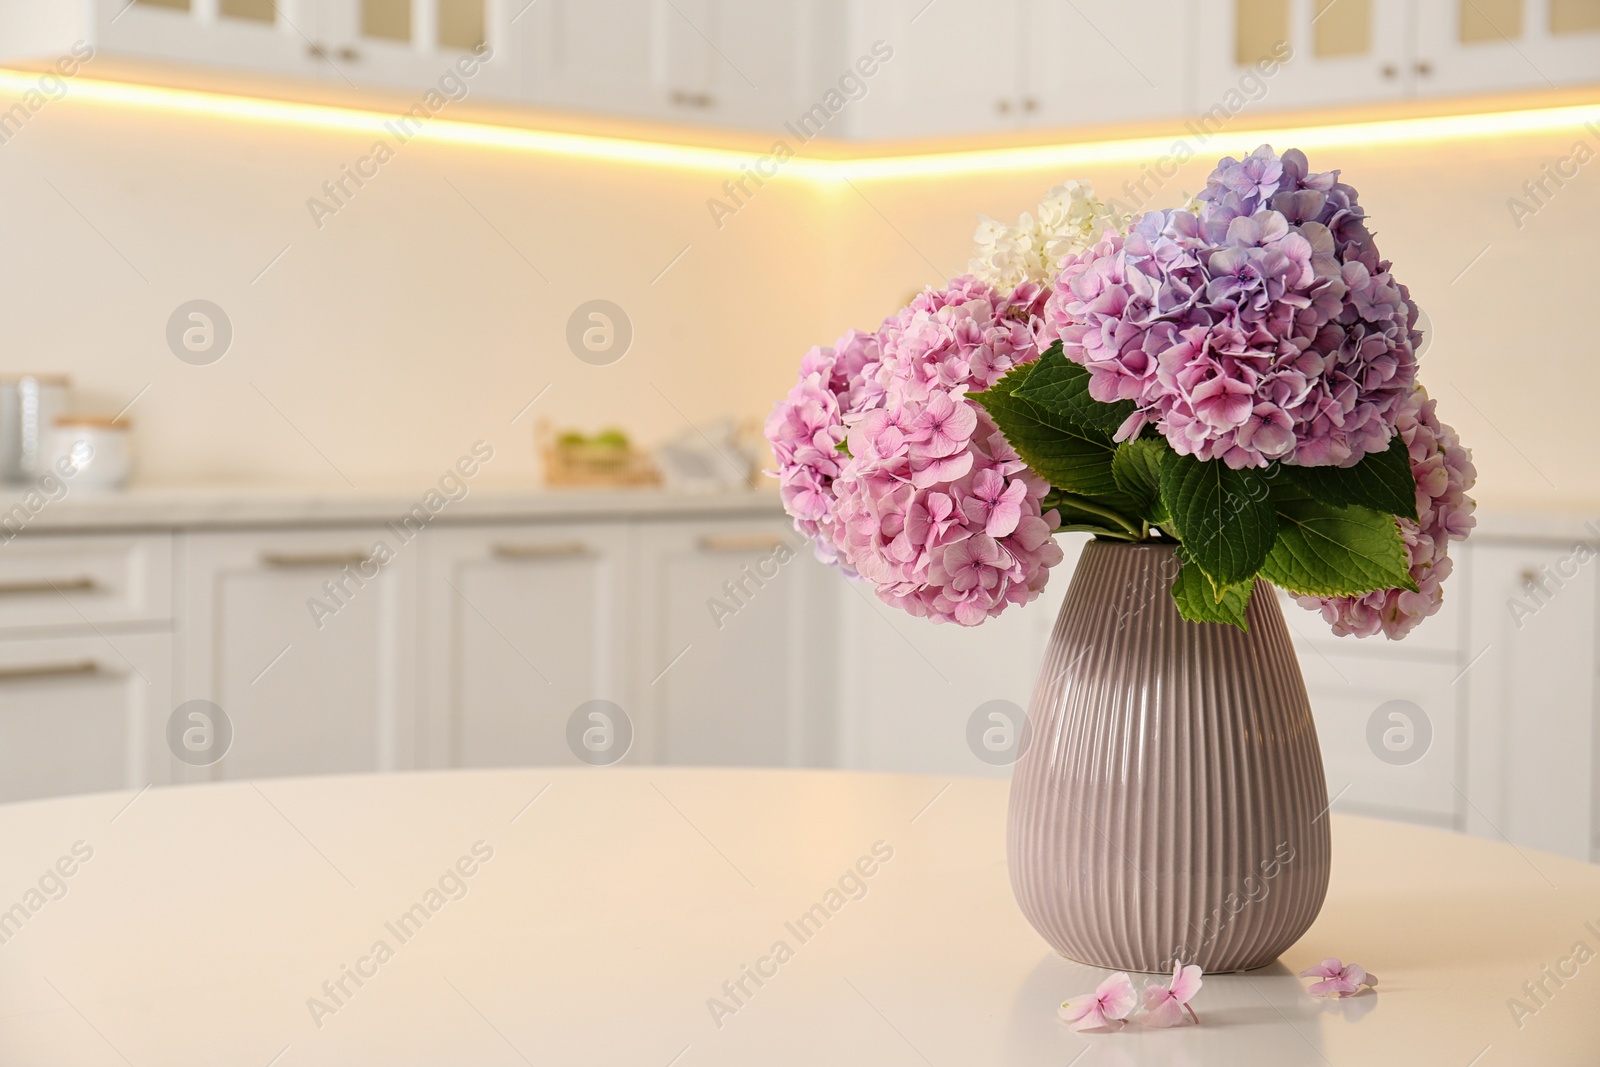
[0,768,1596,1066]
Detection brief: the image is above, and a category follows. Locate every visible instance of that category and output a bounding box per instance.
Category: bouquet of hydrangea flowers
[767,146,1476,639]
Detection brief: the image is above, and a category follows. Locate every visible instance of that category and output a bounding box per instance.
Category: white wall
[0,81,1593,516]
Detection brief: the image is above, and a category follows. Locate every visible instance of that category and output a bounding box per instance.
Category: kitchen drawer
[0,533,172,634]
[0,631,172,802]
[1299,652,1461,826]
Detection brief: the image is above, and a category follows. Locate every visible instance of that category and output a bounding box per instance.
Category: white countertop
[0,484,785,532]
[0,482,1591,541]
[0,768,1595,1066]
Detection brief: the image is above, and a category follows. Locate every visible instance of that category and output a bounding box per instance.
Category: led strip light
[2,70,1596,181]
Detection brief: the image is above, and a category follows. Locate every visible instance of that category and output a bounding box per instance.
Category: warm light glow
[4,70,1597,181]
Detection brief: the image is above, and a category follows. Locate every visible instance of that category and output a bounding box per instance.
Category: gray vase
[1007,540,1331,973]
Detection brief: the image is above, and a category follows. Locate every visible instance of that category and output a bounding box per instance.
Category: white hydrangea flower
[968,179,1127,292]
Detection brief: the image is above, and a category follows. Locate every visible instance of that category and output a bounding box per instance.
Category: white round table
[0,768,1596,1066]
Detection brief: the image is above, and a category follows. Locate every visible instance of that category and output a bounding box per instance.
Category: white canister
[0,374,71,484]
[51,417,133,491]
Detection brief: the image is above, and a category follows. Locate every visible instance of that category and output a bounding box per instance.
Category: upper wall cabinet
[517,0,824,131]
[845,0,1193,140]
[9,0,1599,140]
[1196,0,1600,118]
[89,0,502,93]
[1414,0,1600,94]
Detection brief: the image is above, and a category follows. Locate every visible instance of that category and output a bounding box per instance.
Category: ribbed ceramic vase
[1007,540,1331,973]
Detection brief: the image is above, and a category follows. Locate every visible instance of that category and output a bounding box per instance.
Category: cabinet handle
[697,533,788,554]
[670,90,714,108]
[1022,97,1039,112]
[260,551,370,568]
[996,99,1012,114]
[0,577,95,596]
[0,660,100,683]
[1380,63,1398,78]
[1414,60,1433,76]
[307,43,327,59]
[337,46,360,62]
[492,542,589,560]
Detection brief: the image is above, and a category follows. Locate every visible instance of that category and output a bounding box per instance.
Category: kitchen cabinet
[1415,0,1600,96]
[521,0,819,130]
[846,0,1023,140]
[178,527,418,781]
[0,631,171,802]
[1196,0,1600,116]
[418,521,633,768]
[634,520,837,766]
[0,533,170,635]
[1463,540,1597,862]
[93,0,501,93]
[11,0,1599,140]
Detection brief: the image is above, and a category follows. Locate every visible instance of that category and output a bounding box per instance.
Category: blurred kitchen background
[0,1,1597,864]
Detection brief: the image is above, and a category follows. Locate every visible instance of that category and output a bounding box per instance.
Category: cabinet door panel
[522,0,667,116]
[1024,0,1192,127]
[846,0,1023,139]
[1297,651,1461,825]
[1465,541,1597,862]
[835,534,1083,775]
[0,533,170,634]
[1415,0,1600,95]
[420,522,630,768]
[99,0,326,78]
[1193,0,1410,113]
[180,528,415,781]
[637,520,835,766]
[0,632,171,803]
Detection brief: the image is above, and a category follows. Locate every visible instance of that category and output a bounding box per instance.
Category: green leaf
[1283,437,1419,521]
[1012,341,1137,436]
[1111,437,1168,525]
[970,363,1135,514]
[1171,552,1253,630]
[1259,493,1418,597]
[1158,453,1277,586]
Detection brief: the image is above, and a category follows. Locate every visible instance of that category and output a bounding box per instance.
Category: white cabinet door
[0,533,171,635]
[1194,0,1411,113]
[418,522,631,768]
[1024,0,1193,128]
[846,0,1023,139]
[835,533,1084,776]
[1464,541,1597,862]
[179,528,416,781]
[0,632,171,803]
[521,0,666,118]
[313,0,506,93]
[95,0,326,79]
[1297,650,1462,826]
[635,521,836,766]
[1415,0,1600,95]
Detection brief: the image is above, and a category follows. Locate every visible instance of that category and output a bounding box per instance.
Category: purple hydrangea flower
[1041,145,1419,469]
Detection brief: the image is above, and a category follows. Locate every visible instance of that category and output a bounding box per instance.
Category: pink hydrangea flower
[1299,958,1378,999]
[764,329,883,572]
[1059,972,1138,1032]
[770,277,1064,626]
[1297,385,1476,639]
[1041,146,1419,470]
[1142,961,1203,1027]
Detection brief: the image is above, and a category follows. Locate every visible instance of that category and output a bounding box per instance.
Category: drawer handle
[0,577,96,596]
[697,534,789,554]
[492,542,589,560]
[0,660,100,683]
[260,552,371,568]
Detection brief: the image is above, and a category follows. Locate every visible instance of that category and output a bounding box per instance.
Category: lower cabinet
[633,519,837,766]
[178,527,418,782]
[1464,541,1598,862]
[418,521,632,768]
[0,631,171,802]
